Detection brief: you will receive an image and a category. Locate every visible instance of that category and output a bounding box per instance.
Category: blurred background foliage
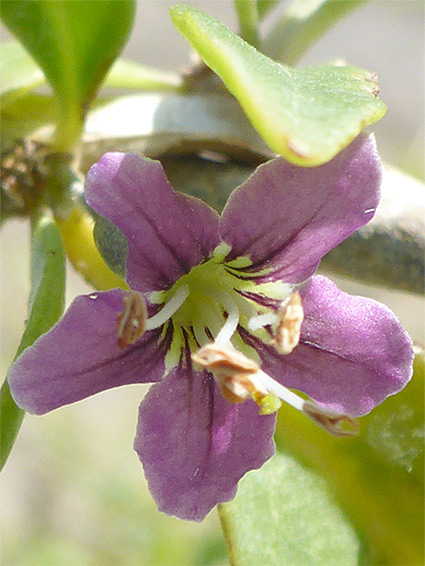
[1,1,424,565]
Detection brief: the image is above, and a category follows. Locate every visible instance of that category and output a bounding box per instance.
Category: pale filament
[248,312,277,331]
[214,295,240,346]
[145,284,190,330]
[255,369,305,412]
[254,370,358,436]
[192,322,210,349]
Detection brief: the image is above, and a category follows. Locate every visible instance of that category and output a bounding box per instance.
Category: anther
[116,291,148,348]
[192,344,262,404]
[271,292,304,355]
[303,401,359,437]
[192,344,281,411]
[192,343,259,376]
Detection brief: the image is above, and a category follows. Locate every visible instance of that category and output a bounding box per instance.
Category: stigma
[192,342,358,436]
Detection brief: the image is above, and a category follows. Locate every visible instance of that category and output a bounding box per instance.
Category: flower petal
[242,276,413,416]
[8,290,168,415]
[220,134,381,283]
[86,153,220,292]
[134,359,276,521]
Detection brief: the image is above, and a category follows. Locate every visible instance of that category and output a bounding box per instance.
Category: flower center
[148,244,294,372]
[131,247,358,436]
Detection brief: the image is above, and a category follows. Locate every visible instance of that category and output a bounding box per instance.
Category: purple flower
[8,135,413,521]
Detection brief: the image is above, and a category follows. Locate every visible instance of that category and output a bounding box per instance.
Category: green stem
[263,0,365,64]
[257,0,281,20]
[52,102,85,153]
[234,0,260,48]
[217,504,240,566]
[0,210,66,470]
[0,381,25,470]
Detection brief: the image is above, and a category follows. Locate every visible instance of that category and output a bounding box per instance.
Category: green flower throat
[147,243,293,373]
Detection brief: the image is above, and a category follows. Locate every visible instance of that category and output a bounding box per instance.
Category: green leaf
[0,41,45,107]
[170,4,387,166]
[103,59,184,92]
[2,92,270,165]
[1,94,58,152]
[0,211,66,469]
[1,0,135,151]
[219,452,360,565]
[1,40,182,104]
[234,0,260,47]
[274,351,424,565]
[263,0,365,64]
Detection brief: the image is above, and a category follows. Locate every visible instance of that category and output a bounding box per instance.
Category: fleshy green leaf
[219,451,360,565]
[1,0,135,151]
[103,59,184,92]
[2,92,271,165]
[0,41,45,107]
[170,4,387,166]
[1,39,183,102]
[275,351,424,565]
[263,0,365,64]
[1,94,58,153]
[1,62,183,151]
[0,211,66,469]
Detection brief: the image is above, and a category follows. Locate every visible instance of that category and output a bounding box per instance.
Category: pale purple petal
[86,153,220,293]
[242,276,413,416]
[135,358,276,521]
[8,290,168,415]
[220,134,381,283]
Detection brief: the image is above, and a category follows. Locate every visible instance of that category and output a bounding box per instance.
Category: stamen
[145,284,189,331]
[303,401,359,437]
[271,292,304,355]
[248,312,277,331]
[256,370,358,436]
[192,342,358,434]
[214,295,240,346]
[192,322,210,348]
[256,370,305,411]
[192,343,262,404]
[116,291,148,348]
[192,343,259,374]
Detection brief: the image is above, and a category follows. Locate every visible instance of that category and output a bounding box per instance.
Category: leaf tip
[169,3,192,22]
